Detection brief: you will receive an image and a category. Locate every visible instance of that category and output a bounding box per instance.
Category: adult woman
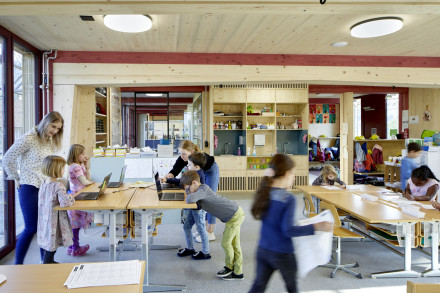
[3,111,64,264]
[164,140,219,241]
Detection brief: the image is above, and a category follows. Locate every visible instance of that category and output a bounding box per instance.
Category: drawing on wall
[316,104,323,114]
[309,105,316,114]
[329,105,336,114]
[329,114,336,123]
[315,114,323,123]
[323,114,329,123]
[323,104,329,114]
[309,114,315,124]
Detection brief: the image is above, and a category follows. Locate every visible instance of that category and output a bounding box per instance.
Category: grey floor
[1,174,440,292]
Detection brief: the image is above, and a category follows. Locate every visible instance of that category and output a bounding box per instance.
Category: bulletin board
[309,104,336,124]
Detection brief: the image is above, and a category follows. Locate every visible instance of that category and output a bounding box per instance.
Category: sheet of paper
[125,158,153,178]
[345,185,360,190]
[420,204,436,210]
[322,186,341,190]
[294,210,334,278]
[0,274,6,285]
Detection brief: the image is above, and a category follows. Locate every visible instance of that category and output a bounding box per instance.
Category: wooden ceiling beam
[121,86,205,92]
[121,97,194,103]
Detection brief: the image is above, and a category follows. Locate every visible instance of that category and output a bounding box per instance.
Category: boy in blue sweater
[400,142,422,192]
[166,152,211,260]
[181,170,245,280]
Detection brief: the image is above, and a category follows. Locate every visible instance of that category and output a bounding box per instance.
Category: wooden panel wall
[109,87,121,146]
[408,88,440,138]
[340,92,354,185]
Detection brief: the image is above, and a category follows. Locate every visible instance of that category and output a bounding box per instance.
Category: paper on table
[360,193,379,202]
[129,181,154,188]
[322,186,341,190]
[420,204,436,210]
[0,274,6,285]
[401,206,425,218]
[345,185,360,190]
[294,210,333,278]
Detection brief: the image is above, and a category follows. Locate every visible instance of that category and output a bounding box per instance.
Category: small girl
[248,154,332,293]
[312,165,346,188]
[37,155,75,264]
[403,165,439,201]
[66,144,94,256]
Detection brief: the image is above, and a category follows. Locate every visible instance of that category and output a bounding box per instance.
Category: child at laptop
[181,170,245,280]
[66,144,94,256]
[166,152,211,260]
[38,156,75,263]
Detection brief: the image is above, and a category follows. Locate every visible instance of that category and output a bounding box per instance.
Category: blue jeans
[16,184,44,264]
[248,247,298,293]
[183,209,209,254]
[204,162,219,224]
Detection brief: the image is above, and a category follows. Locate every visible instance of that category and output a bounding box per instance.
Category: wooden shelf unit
[95,88,110,147]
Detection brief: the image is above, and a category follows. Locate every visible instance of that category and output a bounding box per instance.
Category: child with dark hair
[171,152,211,260]
[400,142,422,192]
[403,165,439,201]
[181,170,245,280]
[248,154,332,293]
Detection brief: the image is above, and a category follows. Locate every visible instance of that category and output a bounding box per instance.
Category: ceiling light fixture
[145,93,163,97]
[350,17,403,38]
[103,15,152,33]
[331,41,348,47]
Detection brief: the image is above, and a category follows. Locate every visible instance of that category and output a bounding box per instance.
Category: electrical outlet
[205,141,209,147]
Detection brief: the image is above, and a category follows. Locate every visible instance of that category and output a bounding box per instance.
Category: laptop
[155,177,185,201]
[100,165,126,188]
[75,173,112,200]
[154,172,181,190]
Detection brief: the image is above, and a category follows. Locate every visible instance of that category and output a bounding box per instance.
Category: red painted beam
[309,98,340,104]
[128,105,188,110]
[136,110,184,115]
[309,85,409,94]
[121,97,193,104]
[121,86,205,92]
[54,51,440,68]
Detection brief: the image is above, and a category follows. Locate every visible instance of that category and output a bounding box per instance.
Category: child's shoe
[195,232,216,243]
[66,246,73,255]
[216,266,233,278]
[191,251,211,260]
[222,273,244,281]
[177,248,195,257]
[72,245,90,257]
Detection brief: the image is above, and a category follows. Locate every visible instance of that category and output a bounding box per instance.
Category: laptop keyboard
[161,193,185,201]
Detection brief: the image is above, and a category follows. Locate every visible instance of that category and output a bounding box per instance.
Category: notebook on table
[154,172,181,190]
[75,173,112,200]
[100,165,127,188]
[155,177,185,201]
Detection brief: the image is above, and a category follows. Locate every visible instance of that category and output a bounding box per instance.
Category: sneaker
[195,232,216,243]
[66,247,73,255]
[72,245,90,257]
[216,266,233,278]
[191,251,211,260]
[177,248,195,257]
[222,273,244,281]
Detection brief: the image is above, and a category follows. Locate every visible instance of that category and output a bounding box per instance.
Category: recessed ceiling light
[351,17,403,38]
[331,41,348,47]
[103,15,152,33]
[317,93,334,98]
[146,93,163,97]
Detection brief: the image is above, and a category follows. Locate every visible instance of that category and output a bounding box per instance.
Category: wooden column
[339,92,354,185]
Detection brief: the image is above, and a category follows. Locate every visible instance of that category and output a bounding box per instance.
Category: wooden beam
[340,92,354,185]
[309,85,409,94]
[121,97,193,104]
[121,86,205,92]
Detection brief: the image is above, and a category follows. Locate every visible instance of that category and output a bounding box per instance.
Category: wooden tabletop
[312,192,422,224]
[297,184,388,194]
[55,183,136,211]
[0,261,145,293]
[127,187,197,210]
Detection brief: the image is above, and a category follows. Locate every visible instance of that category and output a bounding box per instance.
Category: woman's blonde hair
[320,165,338,183]
[67,144,85,165]
[42,155,66,178]
[36,111,64,149]
[179,140,201,153]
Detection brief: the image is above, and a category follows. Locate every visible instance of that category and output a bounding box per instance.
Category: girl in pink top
[67,144,94,256]
[403,165,439,201]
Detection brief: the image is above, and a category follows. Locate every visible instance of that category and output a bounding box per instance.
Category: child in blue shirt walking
[400,142,422,191]
[248,154,332,293]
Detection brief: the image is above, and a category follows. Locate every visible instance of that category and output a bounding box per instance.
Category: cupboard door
[247,89,276,103]
[212,88,246,103]
[276,89,308,103]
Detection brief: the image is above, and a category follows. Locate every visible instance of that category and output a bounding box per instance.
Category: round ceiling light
[331,41,348,47]
[104,15,152,33]
[350,17,403,38]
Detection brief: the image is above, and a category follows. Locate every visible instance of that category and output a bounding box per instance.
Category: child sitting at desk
[400,142,422,192]
[181,170,245,280]
[312,165,346,188]
[403,165,439,201]
[37,156,75,264]
[66,144,94,256]
[165,152,211,260]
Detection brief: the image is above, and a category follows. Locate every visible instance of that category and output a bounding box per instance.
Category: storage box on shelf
[95,87,109,147]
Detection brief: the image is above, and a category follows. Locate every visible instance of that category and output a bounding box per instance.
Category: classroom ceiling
[1,1,440,57]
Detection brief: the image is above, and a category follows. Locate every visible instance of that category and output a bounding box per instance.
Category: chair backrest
[319,201,341,229]
[302,192,316,216]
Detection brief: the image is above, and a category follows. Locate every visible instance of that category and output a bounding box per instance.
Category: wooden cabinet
[95,87,109,147]
[276,89,308,103]
[211,87,246,103]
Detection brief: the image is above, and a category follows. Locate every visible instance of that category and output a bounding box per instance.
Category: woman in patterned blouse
[3,111,64,264]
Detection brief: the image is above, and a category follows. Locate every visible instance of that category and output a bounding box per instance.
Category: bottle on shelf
[253,145,257,156]
[237,147,241,156]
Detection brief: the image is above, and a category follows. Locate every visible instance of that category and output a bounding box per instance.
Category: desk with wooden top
[0,261,145,293]
[127,187,197,292]
[297,184,388,195]
[55,183,136,262]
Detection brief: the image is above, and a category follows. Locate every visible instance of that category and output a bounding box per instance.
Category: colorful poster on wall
[329,114,336,123]
[316,104,323,114]
[323,104,329,114]
[329,105,336,114]
[315,114,323,123]
[309,114,315,124]
[309,105,316,114]
[323,114,329,123]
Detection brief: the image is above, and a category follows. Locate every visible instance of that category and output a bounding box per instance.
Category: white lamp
[103,15,152,33]
[350,17,403,38]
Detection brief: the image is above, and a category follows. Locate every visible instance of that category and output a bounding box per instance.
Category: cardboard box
[93,148,104,157]
[104,148,115,157]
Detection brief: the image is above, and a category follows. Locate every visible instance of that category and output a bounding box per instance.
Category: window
[353,98,361,137]
[386,94,399,138]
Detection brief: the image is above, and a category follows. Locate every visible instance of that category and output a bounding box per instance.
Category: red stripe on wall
[54,51,440,68]
[309,85,408,94]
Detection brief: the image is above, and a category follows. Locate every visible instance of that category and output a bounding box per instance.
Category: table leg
[109,211,117,262]
[139,210,186,292]
[372,222,421,278]
[423,222,440,277]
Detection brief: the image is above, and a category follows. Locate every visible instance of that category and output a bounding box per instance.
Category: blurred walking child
[37,156,75,264]
[166,152,211,260]
[400,142,422,192]
[66,144,94,256]
[403,165,439,201]
[312,165,346,188]
[248,154,332,293]
[181,170,245,280]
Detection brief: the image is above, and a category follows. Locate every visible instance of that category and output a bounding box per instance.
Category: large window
[353,98,362,137]
[386,94,399,138]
